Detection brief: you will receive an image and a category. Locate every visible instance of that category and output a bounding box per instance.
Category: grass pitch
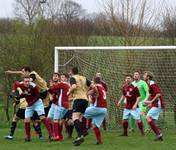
[0,128,176,150]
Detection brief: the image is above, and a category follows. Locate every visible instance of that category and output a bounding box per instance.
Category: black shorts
[73,99,88,114]
[40,90,48,100]
[16,108,25,119]
[63,110,73,120]
[16,109,39,120]
[44,106,50,117]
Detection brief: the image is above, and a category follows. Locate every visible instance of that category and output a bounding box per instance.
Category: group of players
[4,66,107,146]
[4,66,164,146]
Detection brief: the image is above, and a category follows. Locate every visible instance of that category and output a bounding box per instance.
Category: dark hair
[60,73,69,79]
[71,67,78,75]
[94,77,101,84]
[23,75,30,79]
[53,72,60,76]
[144,71,154,80]
[125,73,133,78]
[134,70,141,74]
[22,66,31,72]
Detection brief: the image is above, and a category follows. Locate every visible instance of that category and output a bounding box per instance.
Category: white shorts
[25,99,45,118]
[123,108,140,120]
[147,107,162,120]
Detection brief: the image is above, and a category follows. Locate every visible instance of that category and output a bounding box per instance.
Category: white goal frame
[54,46,176,72]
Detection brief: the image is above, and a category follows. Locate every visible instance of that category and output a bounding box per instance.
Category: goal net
[54,46,176,129]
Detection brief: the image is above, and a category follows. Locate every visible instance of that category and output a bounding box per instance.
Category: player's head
[21,66,31,76]
[143,71,154,81]
[133,70,141,81]
[125,74,133,85]
[52,72,60,83]
[96,72,102,78]
[70,67,78,75]
[94,77,101,84]
[23,75,31,87]
[60,73,69,82]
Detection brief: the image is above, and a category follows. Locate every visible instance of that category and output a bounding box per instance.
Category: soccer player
[4,81,43,140]
[143,71,164,141]
[84,77,107,145]
[67,67,91,146]
[129,71,150,132]
[16,76,52,141]
[117,74,144,136]
[95,72,107,130]
[6,66,50,117]
[48,73,70,141]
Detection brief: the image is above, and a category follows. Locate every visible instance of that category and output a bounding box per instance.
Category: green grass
[0,128,176,150]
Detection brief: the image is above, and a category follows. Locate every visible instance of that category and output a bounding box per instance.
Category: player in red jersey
[117,74,144,136]
[16,76,52,141]
[48,73,70,141]
[143,71,164,141]
[95,72,108,130]
[84,77,107,145]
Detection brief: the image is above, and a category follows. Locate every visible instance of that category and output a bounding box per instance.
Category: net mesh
[56,48,176,129]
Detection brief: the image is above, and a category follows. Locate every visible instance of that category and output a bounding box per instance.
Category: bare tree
[100,0,164,45]
[59,0,85,23]
[162,7,176,45]
[14,0,43,25]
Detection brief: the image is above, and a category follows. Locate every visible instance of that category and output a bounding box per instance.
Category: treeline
[0,0,176,122]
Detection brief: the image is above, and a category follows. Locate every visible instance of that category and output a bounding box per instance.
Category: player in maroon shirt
[96,72,107,130]
[117,74,144,136]
[48,73,70,141]
[84,77,107,145]
[143,71,164,141]
[16,76,52,141]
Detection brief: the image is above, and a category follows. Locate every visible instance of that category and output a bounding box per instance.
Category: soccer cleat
[119,133,128,136]
[96,142,103,145]
[4,135,13,140]
[24,138,31,142]
[73,136,84,146]
[154,134,163,141]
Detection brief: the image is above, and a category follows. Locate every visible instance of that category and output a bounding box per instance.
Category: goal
[54,46,176,129]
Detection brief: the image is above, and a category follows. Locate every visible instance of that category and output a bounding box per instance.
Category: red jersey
[122,84,140,109]
[17,82,40,106]
[49,82,70,108]
[92,84,107,108]
[148,80,164,109]
[100,80,108,92]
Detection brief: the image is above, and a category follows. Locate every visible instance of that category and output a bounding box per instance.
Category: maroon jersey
[100,80,108,92]
[92,84,107,108]
[49,82,70,108]
[122,84,140,109]
[17,82,40,106]
[148,80,164,109]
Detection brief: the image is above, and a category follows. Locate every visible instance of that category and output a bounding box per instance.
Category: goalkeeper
[130,71,150,133]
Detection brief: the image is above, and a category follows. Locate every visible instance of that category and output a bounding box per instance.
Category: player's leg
[121,109,130,136]
[146,107,163,141]
[129,117,135,132]
[34,99,52,140]
[24,107,34,141]
[72,99,88,146]
[4,109,23,140]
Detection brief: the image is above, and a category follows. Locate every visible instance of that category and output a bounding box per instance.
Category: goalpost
[54,46,176,129]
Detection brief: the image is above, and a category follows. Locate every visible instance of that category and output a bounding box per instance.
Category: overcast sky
[0,0,175,18]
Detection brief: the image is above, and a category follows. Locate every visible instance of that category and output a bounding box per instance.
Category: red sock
[93,126,102,143]
[88,119,92,129]
[102,119,106,130]
[137,121,144,135]
[53,122,59,137]
[42,118,52,136]
[58,124,63,140]
[148,120,160,136]
[82,117,87,134]
[123,120,128,135]
[25,122,31,140]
